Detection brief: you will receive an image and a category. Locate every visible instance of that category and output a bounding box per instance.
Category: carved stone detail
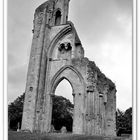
[58,42,72,52]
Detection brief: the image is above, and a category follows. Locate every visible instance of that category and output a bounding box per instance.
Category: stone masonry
[21,0,116,136]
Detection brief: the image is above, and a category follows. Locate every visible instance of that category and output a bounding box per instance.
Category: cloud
[8,63,28,103]
[7,0,47,103]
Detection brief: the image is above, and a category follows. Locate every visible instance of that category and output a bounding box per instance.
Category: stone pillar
[84,89,96,135]
[21,9,47,132]
[99,92,105,135]
[94,90,100,135]
[42,93,53,133]
[105,89,116,136]
[91,91,95,135]
[87,91,93,135]
[73,92,84,134]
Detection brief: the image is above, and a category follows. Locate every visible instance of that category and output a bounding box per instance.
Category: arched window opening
[51,79,74,133]
[55,10,61,26]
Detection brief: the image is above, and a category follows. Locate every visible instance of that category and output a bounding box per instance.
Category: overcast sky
[8,0,132,111]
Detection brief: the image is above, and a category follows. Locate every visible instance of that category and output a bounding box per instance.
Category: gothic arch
[46,23,73,57]
[45,65,85,134]
[52,77,74,94]
[50,65,85,94]
[54,9,61,26]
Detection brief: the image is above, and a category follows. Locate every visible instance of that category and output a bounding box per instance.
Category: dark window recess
[66,43,72,50]
[75,42,81,46]
[58,43,65,51]
[66,16,68,20]
[48,19,51,24]
[55,10,61,26]
[58,43,72,52]
[49,58,52,61]
[29,87,33,92]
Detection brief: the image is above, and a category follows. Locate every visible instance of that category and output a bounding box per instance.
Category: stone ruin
[21,0,116,136]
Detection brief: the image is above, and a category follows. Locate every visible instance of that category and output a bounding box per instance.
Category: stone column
[88,91,94,135]
[73,92,84,134]
[21,9,47,132]
[91,91,95,135]
[94,90,100,135]
[105,89,116,136]
[99,92,105,135]
[42,93,53,133]
[84,89,95,135]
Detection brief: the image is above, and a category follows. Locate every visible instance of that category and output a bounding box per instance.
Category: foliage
[8,93,25,130]
[8,93,132,135]
[116,107,132,136]
[8,93,74,132]
[51,95,74,132]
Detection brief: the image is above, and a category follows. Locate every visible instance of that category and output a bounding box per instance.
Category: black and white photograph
[3,0,137,139]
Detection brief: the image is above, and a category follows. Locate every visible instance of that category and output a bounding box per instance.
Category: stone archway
[51,78,73,132]
[44,66,85,134]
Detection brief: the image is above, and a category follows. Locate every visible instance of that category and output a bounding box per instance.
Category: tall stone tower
[22,0,116,136]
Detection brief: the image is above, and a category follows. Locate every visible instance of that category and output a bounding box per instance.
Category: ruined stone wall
[35,0,70,27]
[71,58,116,136]
[22,0,116,136]
[85,61,116,136]
[22,0,71,132]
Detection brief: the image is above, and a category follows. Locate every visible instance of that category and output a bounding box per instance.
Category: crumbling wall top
[87,60,116,92]
[35,0,71,14]
[35,0,55,13]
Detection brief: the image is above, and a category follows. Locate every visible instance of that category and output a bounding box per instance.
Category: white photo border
[2,0,138,140]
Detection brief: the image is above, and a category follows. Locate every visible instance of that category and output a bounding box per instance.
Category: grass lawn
[8,131,126,140]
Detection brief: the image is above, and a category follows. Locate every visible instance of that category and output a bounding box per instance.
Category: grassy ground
[8,131,130,140]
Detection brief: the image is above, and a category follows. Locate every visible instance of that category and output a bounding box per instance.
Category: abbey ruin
[21,0,116,136]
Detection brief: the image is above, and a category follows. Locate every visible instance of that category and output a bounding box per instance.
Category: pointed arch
[55,10,61,26]
[50,65,85,94]
[46,23,73,57]
[52,76,74,94]
[48,65,85,133]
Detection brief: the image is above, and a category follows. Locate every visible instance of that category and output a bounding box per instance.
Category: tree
[51,95,74,132]
[8,93,74,132]
[9,93,132,134]
[124,107,132,134]
[116,107,132,136]
[8,93,25,130]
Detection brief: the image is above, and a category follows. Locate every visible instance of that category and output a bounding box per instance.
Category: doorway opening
[51,79,74,133]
